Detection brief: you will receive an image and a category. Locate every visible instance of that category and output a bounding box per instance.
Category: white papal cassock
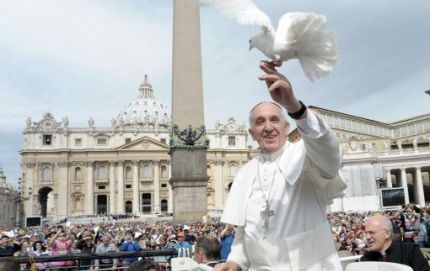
[221,110,347,271]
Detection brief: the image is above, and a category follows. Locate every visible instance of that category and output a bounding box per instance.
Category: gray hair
[383,216,394,238]
[248,101,286,129]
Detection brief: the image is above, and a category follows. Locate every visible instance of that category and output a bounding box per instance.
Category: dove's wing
[204,0,274,30]
[274,12,338,82]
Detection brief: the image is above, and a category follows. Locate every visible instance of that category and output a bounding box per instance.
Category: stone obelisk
[169,0,208,222]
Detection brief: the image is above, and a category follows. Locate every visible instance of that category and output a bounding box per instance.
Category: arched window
[42,166,52,181]
[97,164,107,179]
[161,166,168,178]
[161,199,168,212]
[75,167,82,182]
[229,164,238,177]
[141,165,151,178]
[125,166,132,179]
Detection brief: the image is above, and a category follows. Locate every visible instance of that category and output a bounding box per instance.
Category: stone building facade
[0,168,19,228]
[20,77,430,221]
[20,77,252,221]
[291,106,430,211]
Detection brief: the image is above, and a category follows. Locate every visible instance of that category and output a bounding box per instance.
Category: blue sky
[1,0,429,184]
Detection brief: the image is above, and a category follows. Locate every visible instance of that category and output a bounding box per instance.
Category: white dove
[203,0,338,81]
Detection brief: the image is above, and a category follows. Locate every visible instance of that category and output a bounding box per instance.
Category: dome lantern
[115,75,170,127]
[138,74,153,98]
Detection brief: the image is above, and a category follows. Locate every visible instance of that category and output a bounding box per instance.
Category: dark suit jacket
[361,241,430,271]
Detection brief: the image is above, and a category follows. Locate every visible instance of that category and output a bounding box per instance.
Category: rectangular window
[43,135,52,145]
[98,186,106,190]
[161,183,167,188]
[75,138,82,146]
[97,138,107,145]
[228,136,236,146]
[126,184,132,189]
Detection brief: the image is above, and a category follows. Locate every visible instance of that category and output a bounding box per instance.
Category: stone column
[385,169,393,188]
[117,162,124,214]
[52,193,59,218]
[213,161,225,209]
[109,162,116,214]
[57,162,69,218]
[24,162,36,217]
[168,164,173,214]
[170,0,208,223]
[400,168,409,204]
[85,162,94,215]
[415,167,425,207]
[132,161,140,214]
[397,140,403,154]
[153,161,161,213]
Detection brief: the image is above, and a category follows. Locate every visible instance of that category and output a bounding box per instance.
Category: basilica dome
[114,75,170,127]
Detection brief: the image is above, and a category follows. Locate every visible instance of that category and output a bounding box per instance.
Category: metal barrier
[0,250,176,271]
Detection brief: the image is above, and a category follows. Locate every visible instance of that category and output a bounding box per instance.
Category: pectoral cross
[261,203,275,230]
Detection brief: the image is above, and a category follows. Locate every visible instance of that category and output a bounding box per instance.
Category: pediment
[116,136,168,151]
[94,133,111,138]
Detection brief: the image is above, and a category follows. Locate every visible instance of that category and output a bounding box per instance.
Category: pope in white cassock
[214,61,347,271]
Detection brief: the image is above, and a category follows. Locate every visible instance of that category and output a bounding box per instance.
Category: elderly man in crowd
[94,233,118,271]
[361,215,429,271]
[194,236,224,267]
[174,231,191,252]
[215,61,346,271]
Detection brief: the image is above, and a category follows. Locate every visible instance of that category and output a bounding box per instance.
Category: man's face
[365,219,391,252]
[102,236,110,245]
[0,237,10,246]
[250,103,289,153]
[193,247,204,264]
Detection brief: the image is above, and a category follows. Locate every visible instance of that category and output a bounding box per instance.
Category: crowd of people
[0,204,429,270]
[0,217,234,270]
[329,204,430,256]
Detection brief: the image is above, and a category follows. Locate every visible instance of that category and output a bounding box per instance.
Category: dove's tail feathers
[299,55,334,82]
[275,12,338,81]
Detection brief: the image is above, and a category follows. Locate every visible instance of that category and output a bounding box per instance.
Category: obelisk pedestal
[170,0,208,223]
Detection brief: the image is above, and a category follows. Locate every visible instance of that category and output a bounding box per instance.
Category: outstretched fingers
[259,60,277,74]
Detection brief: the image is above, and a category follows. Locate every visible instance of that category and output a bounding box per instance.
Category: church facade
[20,77,251,221]
[19,77,430,221]
[0,168,19,228]
[291,106,430,211]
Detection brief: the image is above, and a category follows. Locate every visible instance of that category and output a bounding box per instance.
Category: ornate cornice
[25,162,37,168]
[208,159,224,166]
[57,161,69,167]
[70,161,85,167]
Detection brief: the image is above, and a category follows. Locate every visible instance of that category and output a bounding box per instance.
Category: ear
[284,121,290,135]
